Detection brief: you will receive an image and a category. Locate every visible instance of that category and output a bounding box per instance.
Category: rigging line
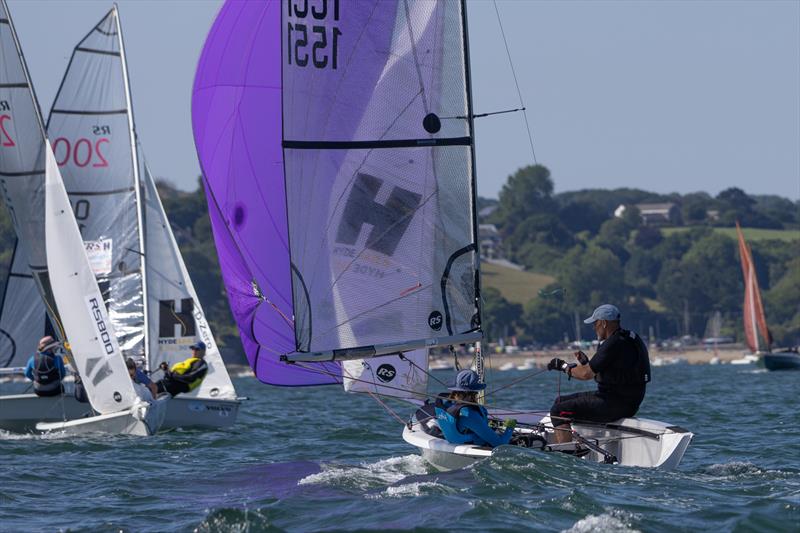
[484,367,549,398]
[292,360,555,417]
[399,352,448,387]
[341,362,408,426]
[440,107,525,120]
[492,0,537,164]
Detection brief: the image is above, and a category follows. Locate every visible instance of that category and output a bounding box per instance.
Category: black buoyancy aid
[596,329,652,386]
[32,352,62,394]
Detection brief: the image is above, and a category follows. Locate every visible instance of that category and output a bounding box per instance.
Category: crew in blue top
[24,336,67,397]
[435,369,515,448]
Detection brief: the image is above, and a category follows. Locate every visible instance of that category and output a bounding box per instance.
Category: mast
[460,0,485,395]
[114,5,150,368]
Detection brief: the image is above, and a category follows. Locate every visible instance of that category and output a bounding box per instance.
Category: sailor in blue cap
[155,340,210,397]
[546,304,652,445]
[433,370,515,448]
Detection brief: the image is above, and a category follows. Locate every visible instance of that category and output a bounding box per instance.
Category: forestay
[142,162,235,399]
[0,0,64,353]
[193,0,481,386]
[46,8,147,360]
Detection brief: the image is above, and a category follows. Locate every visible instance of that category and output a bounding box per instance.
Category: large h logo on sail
[159,298,196,338]
[335,173,422,256]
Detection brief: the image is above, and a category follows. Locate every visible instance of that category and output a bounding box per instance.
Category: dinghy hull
[162,396,241,430]
[0,394,94,433]
[35,396,169,436]
[403,416,693,471]
[763,352,800,371]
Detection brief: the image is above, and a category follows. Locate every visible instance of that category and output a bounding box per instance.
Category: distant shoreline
[433,346,761,368]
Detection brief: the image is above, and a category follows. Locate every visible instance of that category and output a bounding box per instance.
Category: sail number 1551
[287,0,341,70]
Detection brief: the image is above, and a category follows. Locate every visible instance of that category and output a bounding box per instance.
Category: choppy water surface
[1,363,798,532]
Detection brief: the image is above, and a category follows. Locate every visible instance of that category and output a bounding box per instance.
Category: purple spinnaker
[193,0,480,382]
[192,0,339,385]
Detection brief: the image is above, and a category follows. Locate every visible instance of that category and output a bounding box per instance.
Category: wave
[0,429,67,440]
[368,480,448,499]
[297,454,430,490]
[562,510,641,533]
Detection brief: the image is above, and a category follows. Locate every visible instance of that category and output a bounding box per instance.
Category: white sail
[0,240,48,368]
[142,163,235,399]
[342,349,428,400]
[46,8,147,360]
[44,143,137,414]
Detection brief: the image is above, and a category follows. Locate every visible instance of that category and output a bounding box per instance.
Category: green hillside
[661,226,800,242]
[481,261,554,305]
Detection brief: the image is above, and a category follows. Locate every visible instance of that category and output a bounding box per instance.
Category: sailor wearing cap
[24,336,68,397]
[434,370,515,448]
[546,304,651,445]
[155,341,209,397]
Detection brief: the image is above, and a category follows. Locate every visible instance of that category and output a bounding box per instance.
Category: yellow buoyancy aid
[169,357,208,391]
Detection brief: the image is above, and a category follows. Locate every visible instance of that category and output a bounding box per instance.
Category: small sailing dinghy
[191,0,692,469]
[0,0,167,436]
[735,224,799,371]
[43,6,242,427]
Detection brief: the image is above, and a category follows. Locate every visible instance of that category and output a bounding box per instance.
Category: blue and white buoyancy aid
[434,399,490,445]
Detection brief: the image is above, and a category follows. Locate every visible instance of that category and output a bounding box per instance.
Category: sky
[7,0,800,200]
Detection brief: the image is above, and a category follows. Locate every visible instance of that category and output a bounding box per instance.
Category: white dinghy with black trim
[403,407,693,471]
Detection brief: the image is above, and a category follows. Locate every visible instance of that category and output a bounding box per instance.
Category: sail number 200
[287,0,341,70]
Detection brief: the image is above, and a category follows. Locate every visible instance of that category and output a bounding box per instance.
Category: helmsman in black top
[546,304,651,444]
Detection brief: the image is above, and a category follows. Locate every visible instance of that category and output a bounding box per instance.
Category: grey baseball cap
[583,304,621,324]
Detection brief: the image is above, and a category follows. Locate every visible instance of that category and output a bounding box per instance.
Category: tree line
[0,169,796,358]
[481,165,799,347]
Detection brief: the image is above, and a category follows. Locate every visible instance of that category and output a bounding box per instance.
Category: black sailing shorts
[549,391,640,427]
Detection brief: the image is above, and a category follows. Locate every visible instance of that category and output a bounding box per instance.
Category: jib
[89,297,114,354]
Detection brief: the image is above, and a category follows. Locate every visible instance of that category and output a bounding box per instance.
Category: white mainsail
[46,7,147,361]
[46,6,237,403]
[142,163,235,399]
[44,141,137,414]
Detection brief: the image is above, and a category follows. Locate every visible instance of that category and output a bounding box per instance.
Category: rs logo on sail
[88,297,114,355]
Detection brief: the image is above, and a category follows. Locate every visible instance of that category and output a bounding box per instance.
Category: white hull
[0,394,94,433]
[162,396,241,430]
[36,396,169,436]
[403,414,692,471]
[0,392,240,433]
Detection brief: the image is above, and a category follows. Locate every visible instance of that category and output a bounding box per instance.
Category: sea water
[1,363,797,532]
